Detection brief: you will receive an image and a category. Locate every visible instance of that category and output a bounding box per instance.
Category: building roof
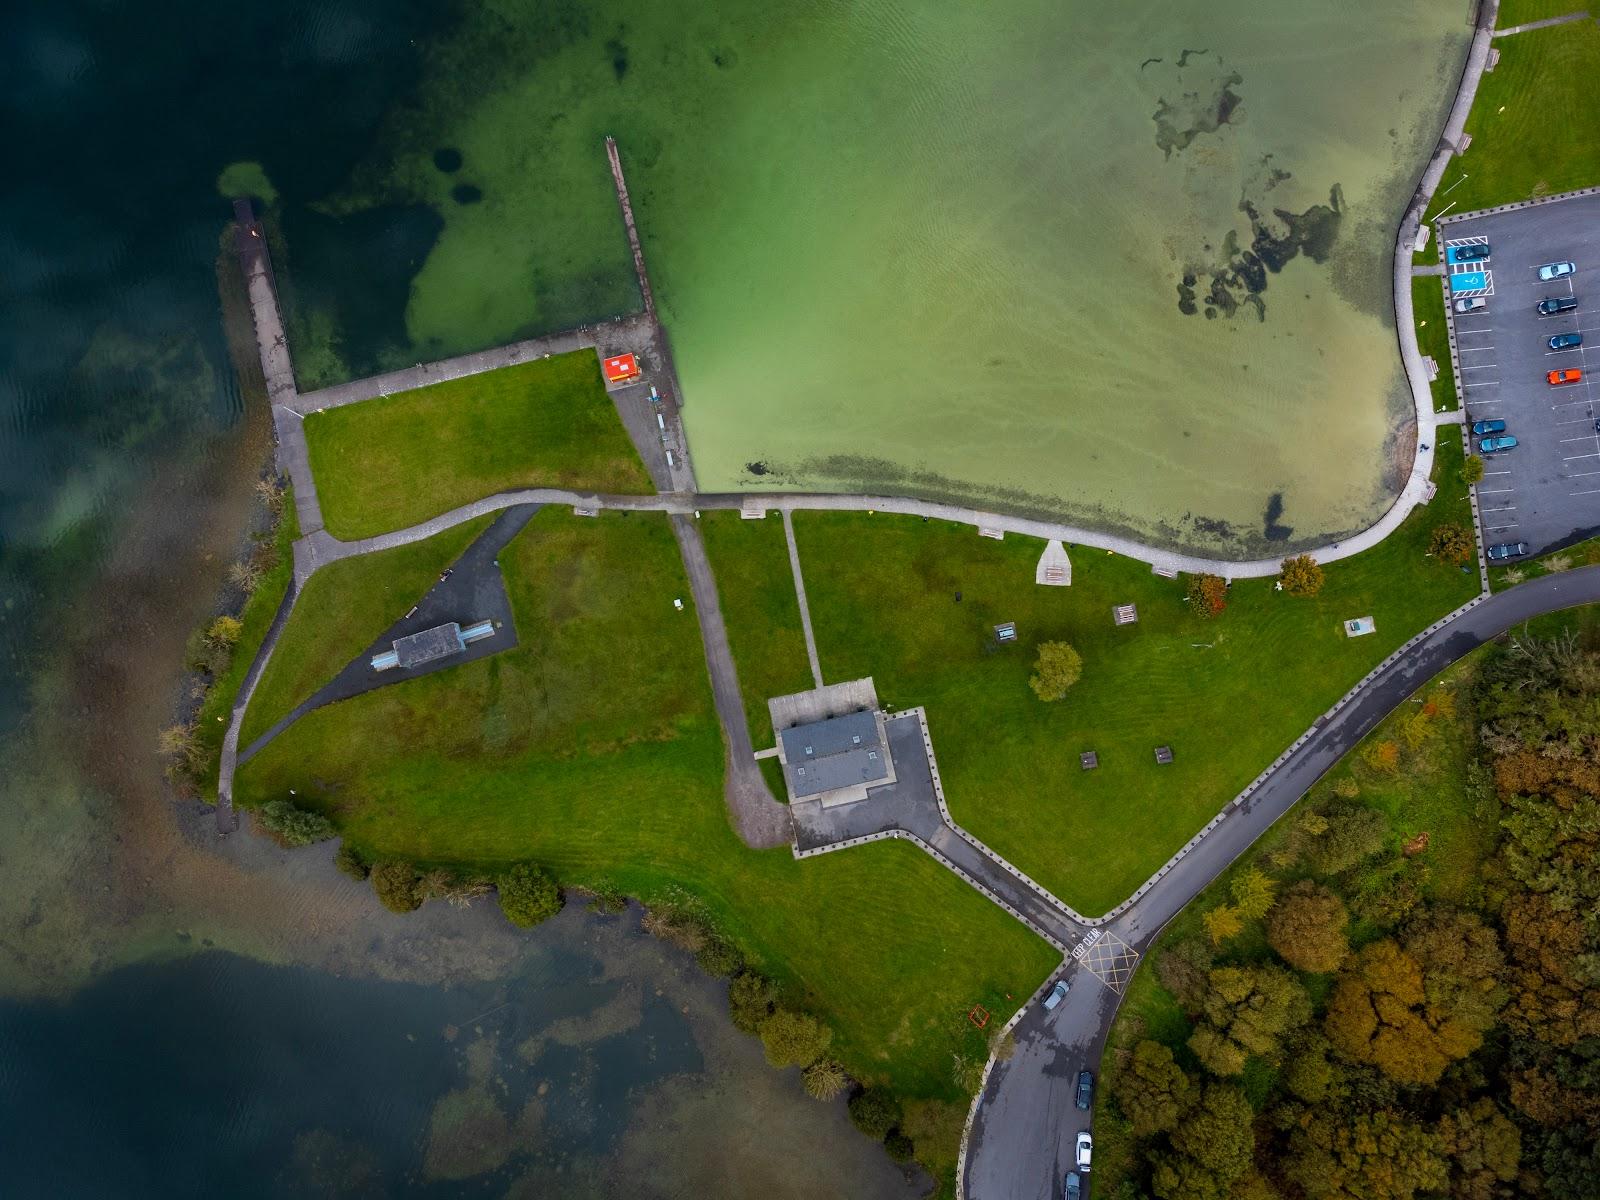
[393,623,465,669]
[781,710,887,798]
[602,352,639,381]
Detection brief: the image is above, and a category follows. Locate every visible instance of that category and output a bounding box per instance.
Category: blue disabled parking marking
[1450,269,1489,292]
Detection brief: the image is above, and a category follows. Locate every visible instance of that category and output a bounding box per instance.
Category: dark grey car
[1076,1070,1094,1110]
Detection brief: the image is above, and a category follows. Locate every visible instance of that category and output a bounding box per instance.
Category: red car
[1548,368,1583,386]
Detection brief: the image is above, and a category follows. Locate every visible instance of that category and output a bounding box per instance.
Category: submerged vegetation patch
[1178,181,1344,321]
[1151,51,1243,158]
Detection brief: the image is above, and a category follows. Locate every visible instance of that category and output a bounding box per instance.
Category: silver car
[1538,260,1576,281]
[1076,1130,1093,1172]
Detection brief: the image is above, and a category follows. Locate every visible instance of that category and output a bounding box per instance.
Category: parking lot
[1441,191,1600,559]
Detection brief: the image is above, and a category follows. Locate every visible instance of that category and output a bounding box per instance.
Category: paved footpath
[782,511,825,689]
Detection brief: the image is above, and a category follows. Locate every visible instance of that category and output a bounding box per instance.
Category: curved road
[963,564,1600,1200]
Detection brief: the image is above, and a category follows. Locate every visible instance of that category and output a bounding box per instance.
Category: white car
[1043,980,1070,1011]
[1454,296,1487,314]
[1538,260,1576,281]
[1076,1130,1092,1172]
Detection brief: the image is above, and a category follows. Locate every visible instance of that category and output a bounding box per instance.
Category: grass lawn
[304,351,653,540]
[698,512,815,748]
[235,509,1059,1100]
[793,441,1479,916]
[1497,0,1587,27]
[239,516,493,745]
[193,492,300,795]
[1095,634,1507,1191]
[1427,20,1600,218]
[1412,276,1459,412]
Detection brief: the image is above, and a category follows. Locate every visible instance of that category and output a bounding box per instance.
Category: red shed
[601,352,640,383]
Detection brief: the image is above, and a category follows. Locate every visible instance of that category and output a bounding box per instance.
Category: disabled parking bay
[1440,191,1600,557]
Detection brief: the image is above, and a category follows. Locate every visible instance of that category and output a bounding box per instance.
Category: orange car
[1548,368,1584,386]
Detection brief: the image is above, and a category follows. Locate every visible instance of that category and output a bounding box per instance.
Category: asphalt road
[964,565,1600,1200]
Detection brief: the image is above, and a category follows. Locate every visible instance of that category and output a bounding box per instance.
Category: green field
[239,517,492,745]
[793,444,1479,916]
[1411,276,1459,412]
[1428,20,1600,217]
[235,509,1057,1099]
[1497,0,1586,28]
[304,352,652,540]
[698,512,815,748]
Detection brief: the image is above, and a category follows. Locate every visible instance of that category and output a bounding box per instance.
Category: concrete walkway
[1494,10,1589,36]
[782,511,825,688]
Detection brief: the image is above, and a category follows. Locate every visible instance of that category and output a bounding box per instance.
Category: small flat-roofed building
[371,620,495,672]
[768,678,897,806]
[601,352,640,384]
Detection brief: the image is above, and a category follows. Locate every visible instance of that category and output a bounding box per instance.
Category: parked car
[1453,243,1492,262]
[1454,296,1488,314]
[1487,541,1530,562]
[1538,296,1579,315]
[1480,435,1519,453]
[1076,1070,1095,1110]
[1043,980,1070,1011]
[1471,419,1507,435]
[1539,260,1576,281]
[1076,1131,1093,1172]
[1550,333,1584,350]
[1064,1172,1082,1200]
[1548,368,1583,385]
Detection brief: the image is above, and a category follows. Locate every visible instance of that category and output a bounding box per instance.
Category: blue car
[1550,332,1583,350]
[1480,435,1518,453]
[1064,1172,1082,1200]
[1471,419,1507,436]
[1452,243,1491,262]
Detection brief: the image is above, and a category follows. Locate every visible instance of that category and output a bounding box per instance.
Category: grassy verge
[794,442,1478,916]
[1497,0,1586,27]
[1411,276,1459,412]
[304,351,653,540]
[1489,530,1600,590]
[239,516,492,744]
[1096,638,1497,1187]
[235,509,1059,1101]
[189,490,300,795]
[1427,20,1600,218]
[697,512,815,748]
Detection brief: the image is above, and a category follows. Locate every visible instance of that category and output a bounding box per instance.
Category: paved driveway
[1443,193,1600,556]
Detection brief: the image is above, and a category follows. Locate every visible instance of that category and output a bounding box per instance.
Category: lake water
[0,3,920,1194]
[274,0,1473,555]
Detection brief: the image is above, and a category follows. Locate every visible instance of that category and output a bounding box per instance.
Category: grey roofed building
[780,710,888,799]
[394,624,467,668]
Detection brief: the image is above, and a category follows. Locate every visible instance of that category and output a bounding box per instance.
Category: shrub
[334,843,370,880]
[695,935,744,978]
[1203,903,1245,946]
[227,560,263,594]
[255,798,336,847]
[1541,553,1573,573]
[883,1130,915,1162]
[759,1009,832,1068]
[801,1058,849,1100]
[206,615,243,649]
[848,1087,903,1140]
[1332,777,1360,800]
[1428,523,1474,567]
[1462,455,1485,486]
[1307,804,1390,874]
[497,862,563,928]
[1278,555,1324,597]
[1029,641,1083,701]
[1186,573,1227,618]
[1361,739,1400,773]
[371,861,423,913]
[587,881,627,914]
[728,971,776,1034]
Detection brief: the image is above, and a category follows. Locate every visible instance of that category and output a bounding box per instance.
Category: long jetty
[606,136,656,318]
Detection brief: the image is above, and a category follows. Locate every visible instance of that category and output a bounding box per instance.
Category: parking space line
[1477,488,1516,494]
[1572,489,1600,497]
[1564,452,1600,462]
[1460,364,1499,371]
[1560,436,1599,444]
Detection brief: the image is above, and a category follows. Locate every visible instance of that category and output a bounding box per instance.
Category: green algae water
[286,0,1472,556]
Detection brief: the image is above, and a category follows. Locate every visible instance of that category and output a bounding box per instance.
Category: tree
[370,861,423,913]
[1187,573,1227,618]
[1428,522,1474,567]
[1188,964,1311,1075]
[1029,641,1083,701]
[847,1087,902,1140]
[1116,1040,1196,1136]
[1156,938,1214,1009]
[1279,555,1324,597]
[1287,1109,1447,1200]
[1152,1083,1255,1198]
[255,799,336,847]
[1203,904,1245,946]
[497,862,563,928]
[801,1058,849,1100]
[900,1098,966,1174]
[1323,939,1481,1085]
[1306,804,1389,874]
[1267,881,1349,973]
[1462,454,1485,486]
[759,1009,831,1068]
[1230,867,1277,920]
[1281,1032,1340,1103]
[1437,1098,1520,1200]
[334,843,370,880]
[728,971,776,1034]
[1401,908,1506,1034]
